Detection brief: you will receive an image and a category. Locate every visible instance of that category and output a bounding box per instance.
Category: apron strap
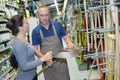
[52,25,57,35]
[40,29,44,39]
[39,25,57,39]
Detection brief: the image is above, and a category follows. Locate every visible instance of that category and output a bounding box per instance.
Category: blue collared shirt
[32,20,67,48]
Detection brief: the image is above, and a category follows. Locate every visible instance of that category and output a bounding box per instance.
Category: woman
[6,14,53,80]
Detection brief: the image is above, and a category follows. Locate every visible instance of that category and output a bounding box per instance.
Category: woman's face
[21,17,29,33]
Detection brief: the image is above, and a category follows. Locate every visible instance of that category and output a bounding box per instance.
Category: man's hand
[63,35,75,48]
[46,59,54,67]
[67,42,75,48]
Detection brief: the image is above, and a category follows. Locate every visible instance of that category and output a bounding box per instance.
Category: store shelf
[0,55,10,64]
[0,1,18,80]
[0,20,7,24]
[0,47,10,53]
[88,2,120,11]
[5,3,19,10]
[0,40,10,44]
[5,70,17,80]
[0,29,11,32]
[0,67,13,80]
[0,54,16,80]
[9,74,16,80]
[0,10,6,13]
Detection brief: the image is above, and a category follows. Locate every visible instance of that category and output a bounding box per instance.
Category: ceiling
[35,0,64,12]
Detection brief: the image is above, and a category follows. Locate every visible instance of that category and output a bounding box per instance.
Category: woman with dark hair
[6,14,53,80]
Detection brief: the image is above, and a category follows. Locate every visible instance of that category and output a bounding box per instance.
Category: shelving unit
[0,0,19,79]
[63,0,120,80]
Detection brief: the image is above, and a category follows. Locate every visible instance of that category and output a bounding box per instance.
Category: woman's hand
[40,51,53,62]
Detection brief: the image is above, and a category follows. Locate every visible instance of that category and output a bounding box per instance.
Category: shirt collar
[39,20,52,30]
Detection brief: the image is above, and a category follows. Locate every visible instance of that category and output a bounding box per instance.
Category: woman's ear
[18,26,23,31]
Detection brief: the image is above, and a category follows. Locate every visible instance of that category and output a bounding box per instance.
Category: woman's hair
[6,14,24,35]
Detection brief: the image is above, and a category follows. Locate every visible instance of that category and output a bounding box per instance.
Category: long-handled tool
[37,48,80,75]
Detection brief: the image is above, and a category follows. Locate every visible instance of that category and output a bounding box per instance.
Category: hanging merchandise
[5,0,18,19]
[27,0,39,17]
[18,0,26,15]
[65,5,76,43]
[76,8,87,48]
[59,0,120,80]
[75,8,87,65]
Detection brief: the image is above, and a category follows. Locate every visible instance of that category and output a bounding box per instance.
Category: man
[32,6,74,80]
